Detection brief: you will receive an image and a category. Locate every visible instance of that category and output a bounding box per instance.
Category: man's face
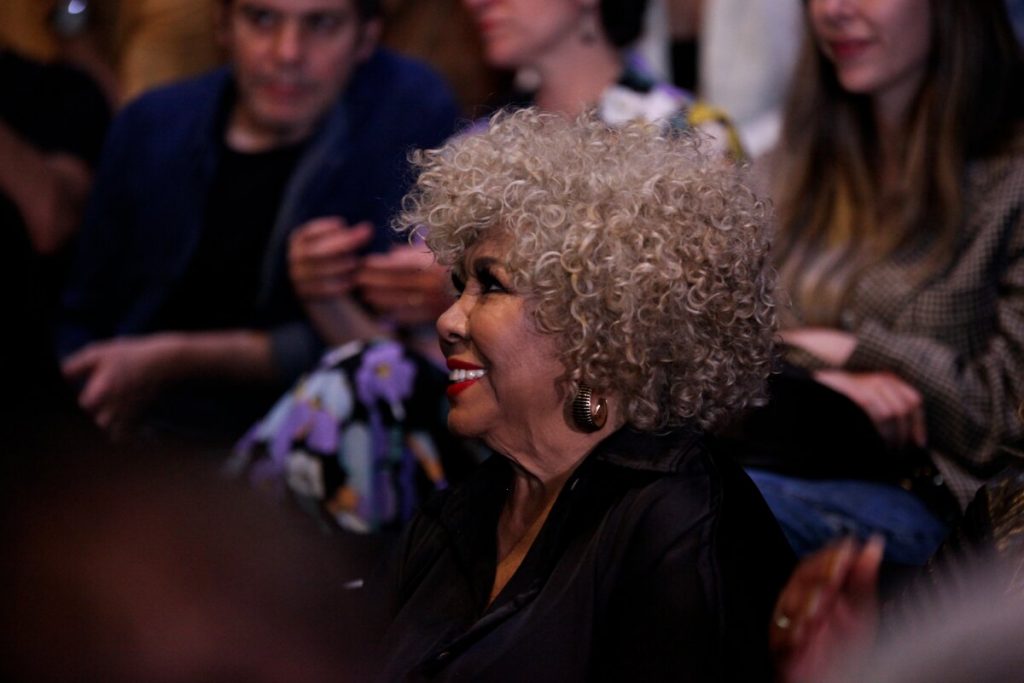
[222,0,376,148]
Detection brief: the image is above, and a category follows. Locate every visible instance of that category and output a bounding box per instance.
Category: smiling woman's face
[436,237,567,454]
[809,0,932,113]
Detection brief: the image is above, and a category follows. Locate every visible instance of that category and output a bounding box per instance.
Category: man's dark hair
[353,0,380,21]
[221,0,381,22]
[599,0,649,48]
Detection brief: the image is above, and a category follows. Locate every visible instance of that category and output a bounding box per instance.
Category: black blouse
[379,426,794,681]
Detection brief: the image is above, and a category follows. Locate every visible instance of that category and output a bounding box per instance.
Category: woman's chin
[484,44,526,72]
[446,414,482,440]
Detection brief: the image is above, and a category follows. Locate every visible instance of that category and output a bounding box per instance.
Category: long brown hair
[773,0,1023,325]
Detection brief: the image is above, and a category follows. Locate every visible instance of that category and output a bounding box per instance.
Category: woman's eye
[477,269,507,294]
[451,271,466,294]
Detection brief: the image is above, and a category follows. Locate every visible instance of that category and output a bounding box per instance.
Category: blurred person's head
[217,0,382,150]
[0,451,380,682]
[808,0,931,121]
[461,0,648,71]
[773,0,1023,326]
[825,560,1024,683]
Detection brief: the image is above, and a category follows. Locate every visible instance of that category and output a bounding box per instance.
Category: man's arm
[62,330,276,431]
[0,121,92,254]
[288,216,388,345]
[355,242,453,327]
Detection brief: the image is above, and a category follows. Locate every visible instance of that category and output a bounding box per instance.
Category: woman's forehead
[461,232,513,265]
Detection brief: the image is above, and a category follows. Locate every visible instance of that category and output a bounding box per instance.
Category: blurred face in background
[461,0,593,70]
[809,0,932,115]
[221,0,378,148]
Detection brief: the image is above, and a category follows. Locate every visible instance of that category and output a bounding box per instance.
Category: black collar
[421,424,706,607]
[591,424,705,473]
[409,424,709,674]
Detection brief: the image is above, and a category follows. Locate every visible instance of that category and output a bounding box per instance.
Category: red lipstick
[829,39,870,61]
[447,358,484,370]
[446,380,476,398]
[446,358,485,397]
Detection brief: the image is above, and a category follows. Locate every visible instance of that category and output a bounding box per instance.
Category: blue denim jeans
[747,469,949,565]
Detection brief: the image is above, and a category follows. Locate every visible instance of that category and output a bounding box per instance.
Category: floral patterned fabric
[227,340,477,534]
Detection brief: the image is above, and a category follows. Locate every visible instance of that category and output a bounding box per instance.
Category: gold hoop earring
[572,384,607,432]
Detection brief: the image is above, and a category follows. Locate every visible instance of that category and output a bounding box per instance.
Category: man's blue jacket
[58,48,461,381]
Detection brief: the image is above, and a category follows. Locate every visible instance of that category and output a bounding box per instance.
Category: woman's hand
[781,328,858,367]
[783,327,927,449]
[814,369,927,450]
[771,536,884,683]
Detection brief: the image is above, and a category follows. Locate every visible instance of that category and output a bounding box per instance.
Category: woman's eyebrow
[468,256,502,272]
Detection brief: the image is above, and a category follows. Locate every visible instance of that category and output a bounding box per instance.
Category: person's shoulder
[101,68,228,161]
[361,48,450,87]
[341,49,460,149]
[999,122,1024,176]
[118,68,229,127]
[966,120,1024,211]
[24,56,107,108]
[595,438,721,551]
[607,437,784,550]
[350,48,458,110]
[630,449,722,518]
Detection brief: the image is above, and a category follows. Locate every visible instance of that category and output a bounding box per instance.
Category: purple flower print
[355,341,416,419]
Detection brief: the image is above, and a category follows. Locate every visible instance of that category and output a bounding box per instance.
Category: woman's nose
[812,0,855,20]
[437,295,469,345]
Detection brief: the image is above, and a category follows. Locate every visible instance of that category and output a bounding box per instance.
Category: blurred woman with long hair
[736,0,1024,564]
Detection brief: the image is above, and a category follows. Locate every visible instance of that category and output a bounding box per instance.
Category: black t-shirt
[143,138,309,448]
[153,139,306,332]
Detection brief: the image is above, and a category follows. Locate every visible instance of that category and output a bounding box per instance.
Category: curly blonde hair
[400,108,776,430]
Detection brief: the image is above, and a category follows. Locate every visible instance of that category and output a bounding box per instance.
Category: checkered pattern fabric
[792,136,1024,508]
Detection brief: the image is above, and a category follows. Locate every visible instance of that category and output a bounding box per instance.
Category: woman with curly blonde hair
[378,108,793,681]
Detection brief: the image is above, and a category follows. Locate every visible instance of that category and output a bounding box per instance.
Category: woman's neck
[505,459,574,521]
[486,414,620,605]
[871,76,922,185]
[874,110,911,193]
[501,469,565,547]
[490,413,609,499]
[489,459,576,604]
[492,426,604,544]
[532,40,623,118]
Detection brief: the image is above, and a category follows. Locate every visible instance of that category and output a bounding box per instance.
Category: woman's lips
[828,39,871,61]
[447,379,478,397]
[447,358,484,370]
[474,15,500,36]
[446,359,486,397]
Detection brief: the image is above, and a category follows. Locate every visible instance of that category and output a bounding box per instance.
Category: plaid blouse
[783,133,1024,507]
